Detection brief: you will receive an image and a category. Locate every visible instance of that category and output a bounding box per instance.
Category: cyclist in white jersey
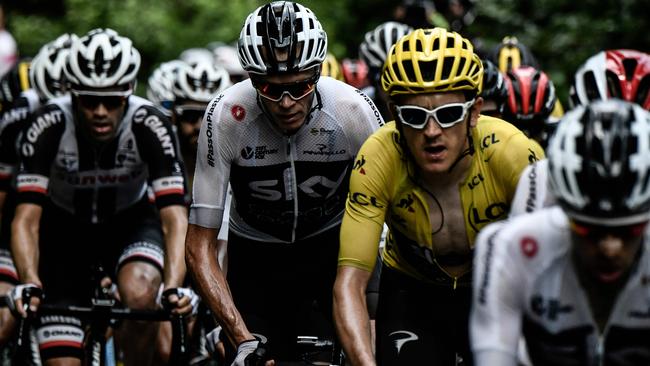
[471,99,650,365]
[185,2,382,365]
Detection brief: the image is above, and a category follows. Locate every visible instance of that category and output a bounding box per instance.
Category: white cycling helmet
[147,60,185,111]
[548,99,650,226]
[29,33,76,100]
[65,28,140,91]
[359,21,413,71]
[238,1,328,75]
[212,44,246,79]
[179,47,214,65]
[172,60,232,103]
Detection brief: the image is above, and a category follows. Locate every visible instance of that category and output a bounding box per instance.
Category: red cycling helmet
[503,66,556,139]
[571,49,650,110]
[341,58,370,89]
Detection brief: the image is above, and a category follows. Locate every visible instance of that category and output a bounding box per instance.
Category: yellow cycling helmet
[381,28,483,96]
[321,53,344,81]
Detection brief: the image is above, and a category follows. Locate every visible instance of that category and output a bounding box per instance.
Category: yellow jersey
[338,116,544,285]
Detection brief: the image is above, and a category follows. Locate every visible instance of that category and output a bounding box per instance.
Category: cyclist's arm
[185,224,253,346]
[11,203,42,286]
[133,106,189,288]
[160,204,188,288]
[333,265,375,366]
[471,222,522,365]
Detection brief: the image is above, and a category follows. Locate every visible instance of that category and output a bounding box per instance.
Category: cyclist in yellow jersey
[333,28,544,366]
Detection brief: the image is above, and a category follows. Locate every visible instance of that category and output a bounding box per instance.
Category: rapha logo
[389,330,418,355]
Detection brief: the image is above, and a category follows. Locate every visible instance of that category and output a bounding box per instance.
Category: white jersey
[509,159,556,217]
[189,77,383,243]
[471,206,650,366]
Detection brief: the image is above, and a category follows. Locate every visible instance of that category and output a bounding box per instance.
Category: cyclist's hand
[159,287,199,316]
[232,339,271,366]
[205,325,222,356]
[7,284,42,318]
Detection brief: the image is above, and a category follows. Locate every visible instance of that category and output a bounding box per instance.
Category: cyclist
[0,34,74,348]
[478,59,508,118]
[502,65,557,147]
[489,36,564,124]
[471,99,650,365]
[359,21,413,120]
[171,60,231,186]
[334,28,544,365]
[570,49,650,110]
[147,60,185,117]
[510,50,650,217]
[185,2,382,364]
[10,28,191,366]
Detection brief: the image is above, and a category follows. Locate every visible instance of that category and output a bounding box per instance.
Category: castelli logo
[231,105,246,121]
[520,237,538,258]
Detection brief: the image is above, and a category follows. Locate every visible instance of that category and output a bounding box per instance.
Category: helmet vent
[623,58,638,81]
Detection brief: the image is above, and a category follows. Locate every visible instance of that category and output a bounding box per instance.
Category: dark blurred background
[3,0,649,104]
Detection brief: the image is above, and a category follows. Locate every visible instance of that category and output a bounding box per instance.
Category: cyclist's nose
[279,93,295,108]
[422,116,442,137]
[597,235,624,259]
[93,102,109,117]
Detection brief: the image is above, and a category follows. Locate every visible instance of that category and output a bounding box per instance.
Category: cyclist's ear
[470,97,484,128]
[387,101,400,125]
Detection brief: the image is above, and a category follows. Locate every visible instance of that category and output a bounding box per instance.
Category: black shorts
[36,198,165,360]
[221,227,340,363]
[375,265,474,366]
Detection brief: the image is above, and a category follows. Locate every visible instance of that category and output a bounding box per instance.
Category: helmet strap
[447,114,475,173]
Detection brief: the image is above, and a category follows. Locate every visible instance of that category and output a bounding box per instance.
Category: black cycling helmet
[479,59,508,114]
[238,1,328,75]
[548,99,650,225]
[0,58,31,104]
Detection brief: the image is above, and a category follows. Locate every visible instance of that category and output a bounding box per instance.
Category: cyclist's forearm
[333,266,376,366]
[11,204,42,286]
[186,224,253,346]
[160,205,188,288]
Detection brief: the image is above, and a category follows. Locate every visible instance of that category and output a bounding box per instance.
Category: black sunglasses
[76,94,127,110]
[252,73,319,102]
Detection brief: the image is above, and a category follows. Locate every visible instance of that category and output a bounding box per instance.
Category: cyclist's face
[256,69,317,135]
[173,101,208,149]
[571,220,647,284]
[392,92,481,176]
[75,92,128,142]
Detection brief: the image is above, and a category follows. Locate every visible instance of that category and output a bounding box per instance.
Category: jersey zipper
[91,147,99,224]
[287,136,299,243]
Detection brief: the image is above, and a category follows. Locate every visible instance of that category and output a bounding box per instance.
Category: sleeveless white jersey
[472,206,650,366]
[189,77,383,243]
[509,159,556,217]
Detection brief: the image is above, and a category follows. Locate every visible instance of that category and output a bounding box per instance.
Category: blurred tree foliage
[5,0,650,103]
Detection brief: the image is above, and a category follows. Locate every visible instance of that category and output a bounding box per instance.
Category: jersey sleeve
[189,94,232,229]
[490,129,545,204]
[132,106,186,209]
[509,159,552,217]
[0,120,19,191]
[471,221,524,360]
[338,126,394,272]
[16,105,65,205]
